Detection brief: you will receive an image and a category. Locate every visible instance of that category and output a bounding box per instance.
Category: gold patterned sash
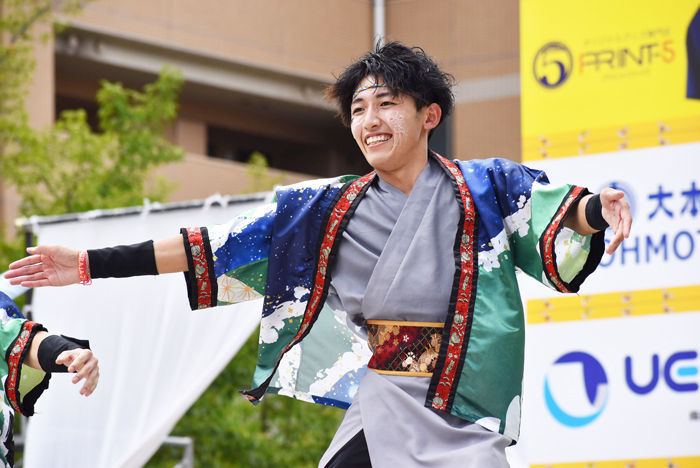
[366,320,444,377]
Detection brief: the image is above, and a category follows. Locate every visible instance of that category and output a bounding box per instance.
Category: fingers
[55,349,76,367]
[601,187,624,204]
[6,254,43,274]
[600,188,633,248]
[56,349,87,373]
[4,264,47,284]
[606,228,624,255]
[11,264,45,276]
[621,206,633,239]
[81,365,100,396]
[16,279,52,288]
[56,349,99,396]
[8,270,51,287]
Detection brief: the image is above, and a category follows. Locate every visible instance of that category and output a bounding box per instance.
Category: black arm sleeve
[37,335,90,373]
[584,194,609,231]
[88,240,158,278]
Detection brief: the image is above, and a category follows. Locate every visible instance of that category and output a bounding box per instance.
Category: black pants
[324,430,373,468]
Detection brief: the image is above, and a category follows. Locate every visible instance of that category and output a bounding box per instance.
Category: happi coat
[0,292,51,468]
[181,153,605,442]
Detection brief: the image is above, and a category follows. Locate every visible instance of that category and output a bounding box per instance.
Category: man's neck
[375,150,429,196]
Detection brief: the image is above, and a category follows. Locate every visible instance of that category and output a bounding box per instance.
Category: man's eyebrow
[351,90,396,105]
[375,91,394,99]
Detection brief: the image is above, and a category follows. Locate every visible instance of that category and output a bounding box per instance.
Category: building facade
[2,0,521,234]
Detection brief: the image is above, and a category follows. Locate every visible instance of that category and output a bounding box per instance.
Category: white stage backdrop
[23,196,267,468]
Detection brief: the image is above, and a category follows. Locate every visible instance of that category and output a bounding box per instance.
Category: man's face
[349,76,431,174]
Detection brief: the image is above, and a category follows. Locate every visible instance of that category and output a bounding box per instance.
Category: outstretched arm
[154,235,190,274]
[4,234,188,288]
[564,187,632,255]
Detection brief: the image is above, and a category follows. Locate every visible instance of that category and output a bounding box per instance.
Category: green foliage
[243,151,286,194]
[0,234,23,280]
[1,5,342,467]
[145,330,345,468]
[0,0,89,268]
[0,67,185,216]
[0,1,94,146]
[0,0,183,218]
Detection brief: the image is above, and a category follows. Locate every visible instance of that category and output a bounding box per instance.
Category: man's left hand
[600,187,632,255]
[56,348,100,397]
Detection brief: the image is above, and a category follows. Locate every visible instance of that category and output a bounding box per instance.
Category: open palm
[600,188,632,255]
[4,246,80,288]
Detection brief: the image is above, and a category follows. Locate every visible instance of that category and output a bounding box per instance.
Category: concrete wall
[154,153,311,203]
[385,0,521,162]
[62,0,522,166]
[71,0,373,78]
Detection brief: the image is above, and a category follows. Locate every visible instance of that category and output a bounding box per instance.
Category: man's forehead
[352,76,402,102]
[353,82,390,101]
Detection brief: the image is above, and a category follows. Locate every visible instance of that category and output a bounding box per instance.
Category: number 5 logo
[533,42,573,88]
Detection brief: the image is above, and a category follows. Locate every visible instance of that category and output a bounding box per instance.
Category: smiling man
[5,41,631,468]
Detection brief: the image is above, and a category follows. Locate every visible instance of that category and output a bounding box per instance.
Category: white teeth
[366,135,391,145]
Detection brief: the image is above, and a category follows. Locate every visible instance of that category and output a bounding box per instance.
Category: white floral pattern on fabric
[478,195,532,272]
[217,275,263,304]
[277,388,315,403]
[504,194,532,238]
[309,341,372,398]
[478,230,510,272]
[273,343,305,398]
[259,286,309,344]
[208,203,277,255]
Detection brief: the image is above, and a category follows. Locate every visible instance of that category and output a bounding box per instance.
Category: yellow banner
[521,0,700,161]
[531,455,700,468]
[527,284,700,324]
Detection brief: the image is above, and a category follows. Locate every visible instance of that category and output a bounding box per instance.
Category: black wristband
[37,335,90,373]
[585,194,610,231]
[88,240,158,279]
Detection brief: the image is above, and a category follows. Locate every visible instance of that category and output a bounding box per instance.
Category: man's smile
[365,133,393,146]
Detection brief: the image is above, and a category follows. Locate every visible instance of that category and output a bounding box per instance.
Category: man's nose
[363,105,380,129]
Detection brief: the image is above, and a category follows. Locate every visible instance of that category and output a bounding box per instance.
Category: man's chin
[362,151,394,171]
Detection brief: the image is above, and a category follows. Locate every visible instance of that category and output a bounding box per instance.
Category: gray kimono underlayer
[319,158,511,468]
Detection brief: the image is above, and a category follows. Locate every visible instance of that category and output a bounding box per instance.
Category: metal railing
[163,436,195,468]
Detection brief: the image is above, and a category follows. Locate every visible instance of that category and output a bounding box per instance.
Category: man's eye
[380,101,395,106]
[352,108,364,115]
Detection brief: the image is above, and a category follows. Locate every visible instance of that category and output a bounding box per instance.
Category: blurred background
[0,2,521,466]
[1,1,699,467]
[1,0,520,240]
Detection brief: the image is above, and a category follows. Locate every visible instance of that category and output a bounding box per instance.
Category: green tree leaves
[244,151,286,194]
[146,331,344,468]
[1,67,185,216]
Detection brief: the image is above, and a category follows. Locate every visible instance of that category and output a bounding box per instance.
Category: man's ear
[423,103,442,130]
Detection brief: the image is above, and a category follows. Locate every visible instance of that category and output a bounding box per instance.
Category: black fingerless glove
[585,194,610,231]
[37,335,90,373]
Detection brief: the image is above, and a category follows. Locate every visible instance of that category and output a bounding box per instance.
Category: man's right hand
[4,246,81,288]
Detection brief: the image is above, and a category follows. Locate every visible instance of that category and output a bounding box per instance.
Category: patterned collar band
[353,82,389,100]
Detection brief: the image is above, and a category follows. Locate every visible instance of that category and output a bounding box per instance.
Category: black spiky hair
[326,41,455,132]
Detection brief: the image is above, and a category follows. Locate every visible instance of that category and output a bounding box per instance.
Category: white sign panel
[509,144,700,466]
